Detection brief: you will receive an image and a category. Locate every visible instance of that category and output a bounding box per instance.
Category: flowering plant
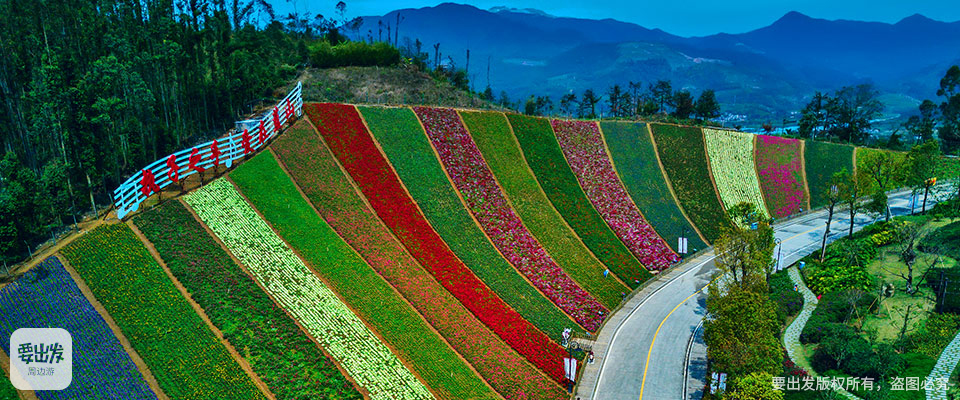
[755,135,808,218]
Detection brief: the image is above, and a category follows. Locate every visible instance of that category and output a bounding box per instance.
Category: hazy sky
[276,0,960,36]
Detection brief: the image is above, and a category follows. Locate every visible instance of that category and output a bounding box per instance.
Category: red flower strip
[415,107,608,331]
[552,120,679,270]
[305,103,568,384]
[273,121,566,399]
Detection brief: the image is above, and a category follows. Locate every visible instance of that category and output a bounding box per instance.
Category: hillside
[3,97,957,399]
[292,66,504,110]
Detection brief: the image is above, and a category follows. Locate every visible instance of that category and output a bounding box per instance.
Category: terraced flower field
[230,151,494,400]
[601,122,707,254]
[552,119,678,270]
[359,105,580,343]
[271,119,567,399]
[755,135,809,218]
[461,110,628,308]
[133,201,362,400]
[804,141,854,208]
[185,178,433,400]
[703,128,769,219]
[508,114,651,286]
[60,223,264,400]
[0,257,157,400]
[649,123,733,243]
[309,103,569,384]
[416,106,607,331]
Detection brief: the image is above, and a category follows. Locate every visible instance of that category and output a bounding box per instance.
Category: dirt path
[126,221,277,400]
[57,256,170,400]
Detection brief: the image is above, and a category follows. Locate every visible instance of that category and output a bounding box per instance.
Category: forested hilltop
[0,0,490,265]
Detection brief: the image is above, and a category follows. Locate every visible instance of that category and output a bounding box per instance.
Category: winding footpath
[575,188,948,400]
[927,332,960,400]
[785,266,858,399]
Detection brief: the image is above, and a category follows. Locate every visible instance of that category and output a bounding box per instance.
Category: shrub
[920,220,960,259]
[905,313,960,357]
[309,40,400,68]
[769,272,803,325]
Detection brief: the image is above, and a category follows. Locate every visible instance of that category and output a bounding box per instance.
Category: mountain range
[353,3,960,128]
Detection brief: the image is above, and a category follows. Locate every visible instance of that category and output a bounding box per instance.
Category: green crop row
[230,152,488,400]
[60,223,265,400]
[804,141,855,208]
[133,201,362,400]
[601,121,708,253]
[271,119,566,399]
[185,178,433,400]
[507,114,651,287]
[649,124,733,243]
[462,111,629,307]
[359,105,580,341]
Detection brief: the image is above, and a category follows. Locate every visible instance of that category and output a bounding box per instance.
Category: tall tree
[904,99,939,143]
[906,140,941,213]
[819,170,847,261]
[671,90,695,120]
[580,89,599,119]
[649,80,673,114]
[695,89,721,121]
[937,65,960,154]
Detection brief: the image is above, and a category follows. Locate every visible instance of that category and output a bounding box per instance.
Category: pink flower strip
[756,135,806,218]
[415,106,607,331]
[551,120,679,270]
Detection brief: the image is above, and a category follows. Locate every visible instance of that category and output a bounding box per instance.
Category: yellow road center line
[638,223,821,400]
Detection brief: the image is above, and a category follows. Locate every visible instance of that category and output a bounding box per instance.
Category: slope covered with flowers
[134,201,362,400]
[601,122,707,254]
[416,106,607,331]
[308,103,568,384]
[185,178,434,400]
[703,128,769,219]
[509,114,651,286]
[0,257,158,400]
[272,119,566,399]
[60,223,265,400]
[461,111,628,308]
[552,119,679,270]
[755,135,809,218]
[649,124,732,243]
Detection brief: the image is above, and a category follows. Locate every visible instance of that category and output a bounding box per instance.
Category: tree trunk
[922,185,930,213]
[820,204,835,261]
[849,204,856,237]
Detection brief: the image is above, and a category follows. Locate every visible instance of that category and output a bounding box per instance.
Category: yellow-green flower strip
[184,178,434,400]
[461,110,629,308]
[703,128,769,219]
[60,223,265,400]
[359,105,579,342]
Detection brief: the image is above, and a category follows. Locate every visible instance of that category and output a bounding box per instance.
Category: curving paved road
[576,189,943,400]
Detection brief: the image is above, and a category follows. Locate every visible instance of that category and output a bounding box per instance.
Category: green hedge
[462,111,628,308]
[804,141,854,209]
[602,121,708,253]
[507,114,650,287]
[358,105,579,341]
[649,123,732,243]
[61,224,264,400]
[134,201,362,399]
[308,40,400,68]
[229,152,494,400]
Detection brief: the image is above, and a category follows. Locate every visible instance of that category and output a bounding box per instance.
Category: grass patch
[508,113,650,286]
[804,141,854,209]
[134,201,362,399]
[649,123,733,243]
[601,121,707,253]
[230,152,491,400]
[61,224,264,400]
[272,119,565,399]
[462,111,628,308]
